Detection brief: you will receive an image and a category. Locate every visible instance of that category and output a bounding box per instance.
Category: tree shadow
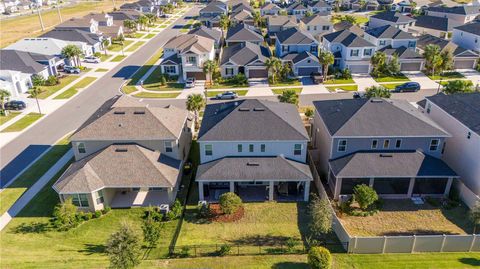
[78,244,105,255]
[459,257,480,266]
[271,262,309,269]
[11,222,49,234]
[381,229,460,236]
[228,235,292,246]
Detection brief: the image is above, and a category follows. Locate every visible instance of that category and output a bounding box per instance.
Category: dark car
[5,100,27,110]
[393,82,420,93]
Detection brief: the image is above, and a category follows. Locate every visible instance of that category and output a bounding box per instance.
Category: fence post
[382,236,387,254]
[259,245,261,255]
[215,244,218,252]
[237,245,240,256]
[440,234,446,252]
[194,245,197,257]
[469,234,476,252]
[411,235,417,253]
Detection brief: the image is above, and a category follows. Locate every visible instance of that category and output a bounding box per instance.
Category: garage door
[248,68,268,78]
[347,65,369,74]
[186,72,206,80]
[454,60,475,69]
[298,67,320,76]
[401,62,422,71]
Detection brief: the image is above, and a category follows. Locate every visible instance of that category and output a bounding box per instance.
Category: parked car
[84,56,101,63]
[63,66,81,74]
[215,91,238,100]
[185,78,196,88]
[4,100,27,110]
[392,82,420,93]
[311,72,323,84]
[353,91,366,99]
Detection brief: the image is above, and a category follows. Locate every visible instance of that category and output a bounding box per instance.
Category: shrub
[308,246,332,269]
[144,206,163,222]
[76,211,85,222]
[94,52,102,58]
[106,222,141,269]
[102,206,111,214]
[160,75,167,86]
[197,203,211,219]
[353,184,378,211]
[84,212,94,220]
[218,244,231,256]
[339,197,353,214]
[51,198,79,231]
[309,194,333,235]
[180,246,190,257]
[45,75,59,86]
[171,199,183,218]
[219,192,243,215]
[31,74,45,86]
[285,238,299,253]
[94,210,102,218]
[304,107,314,119]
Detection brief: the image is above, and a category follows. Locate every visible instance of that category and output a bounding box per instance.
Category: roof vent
[114,111,125,114]
[115,148,128,152]
[253,107,265,111]
[239,107,250,111]
[133,110,145,114]
[247,162,260,166]
[379,153,393,158]
[371,99,383,103]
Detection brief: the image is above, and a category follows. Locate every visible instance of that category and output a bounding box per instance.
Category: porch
[109,189,173,208]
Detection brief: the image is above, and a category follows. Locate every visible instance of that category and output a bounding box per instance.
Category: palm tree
[28,87,44,114]
[370,51,387,77]
[423,44,442,76]
[186,94,205,130]
[277,89,299,106]
[102,39,109,56]
[265,57,281,84]
[442,80,474,95]
[145,13,156,26]
[137,15,148,31]
[123,19,137,33]
[440,49,454,73]
[253,11,262,27]
[61,45,83,67]
[318,51,334,79]
[219,14,230,39]
[0,89,11,116]
[365,86,391,98]
[203,60,217,88]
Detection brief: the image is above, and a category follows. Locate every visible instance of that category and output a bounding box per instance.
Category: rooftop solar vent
[114,111,125,114]
[115,148,128,152]
[133,111,145,114]
[379,154,393,158]
[253,108,265,111]
[371,99,383,103]
[239,108,250,111]
[247,162,260,166]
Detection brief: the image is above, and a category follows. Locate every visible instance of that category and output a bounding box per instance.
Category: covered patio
[109,188,173,208]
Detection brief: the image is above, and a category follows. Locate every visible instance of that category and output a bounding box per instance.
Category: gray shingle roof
[220,42,270,66]
[426,93,480,135]
[261,2,281,10]
[417,34,478,57]
[188,26,222,45]
[281,51,320,64]
[287,2,307,11]
[333,21,364,36]
[414,15,462,32]
[371,11,415,23]
[200,1,227,13]
[197,156,313,181]
[198,99,309,141]
[427,5,480,15]
[300,14,331,25]
[313,98,449,137]
[267,15,298,28]
[454,21,480,36]
[309,0,330,8]
[0,50,48,74]
[53,144,181,193]
[164,34,214,54]
[40,29,100,45]
[329,150,457,178]
[365,25,414,39]
[323,29,374,47]
[226,23,264,43]
[379,46,423,60]
[276,27,317,45]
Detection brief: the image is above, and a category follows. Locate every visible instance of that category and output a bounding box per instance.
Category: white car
[84,56,101,63]
[185,78,196,88]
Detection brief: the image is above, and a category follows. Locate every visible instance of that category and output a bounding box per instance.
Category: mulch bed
[209,204,244,223]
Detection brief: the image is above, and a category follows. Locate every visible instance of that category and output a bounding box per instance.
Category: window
[313,26,317,30]
[426,103,431,114]
[408,41,416,48]
[165,141,173,152]
[468,131,472,139]
[72,193,89,207]
[294,144,302,155]
[310,45,317,53]
[249,144,254,152]
[78,142,86,154]
[350,49,359,57]
[307,26,310,30]
[395,139,402,148]
[379,40,386,46]
[383,139,390,149]
[261,144,266,152]
[205,144,212,156]
[371,139,378,149]
[430,139,439,151]
[282,45,289,52]
[364,49,372,56]
[237,144,243,152]
[226,68,234,75]
[94,190,104,204]
[337,139,347,152]
[164,65,176,74]
[322,25,329,30]
[187,56,196,64]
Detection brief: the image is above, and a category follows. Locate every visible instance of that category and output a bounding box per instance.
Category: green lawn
[54,77,96,99]
[331,15,369,25]
[111,55,127,62]
[272,88,303,95]
[122,85,138,94]
[428,72,465,80]
[0,137,70,215]
[36,75,79,99]
[127,48,164,86]
[326,85,358,92]
[0,111,21,126]
[205,90,248,97]
[207,82,249,89]
[126,41,146,52]
[382,83,404,90]
[144,33,156,39]
[133,92,181,98]
[95,68,109,72]
[159,24,168,28]
[269,79,302,87]
[323,78,355,85]
[107,40,133,52]
[1,113,43,132]
[143,83,185,91]
[133,32,146,38]
[99,54,111,62]
[374,74,410,83]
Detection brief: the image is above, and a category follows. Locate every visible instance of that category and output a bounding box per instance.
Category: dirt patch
[209,204,245,223]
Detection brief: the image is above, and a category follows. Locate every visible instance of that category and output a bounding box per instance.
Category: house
[6,37,69,66]
[160,34,215,80]
[391,0,414,13]
[299,14,333,39]
[452,22,480,53]
[52,96,194,212]
[308,0,332,14]
[225,23,264,47]
[281,51,322,76]
[287,2,308,18]
[41,29,103,56]
[188,26,223,53]
[0,70,32,98]
[199,1,228,27]
[368,11,416,31]
[417,34,479,69]
[261,3,282,16]
[196,99,313,202]
[231,2,254,14]
[83,13,124,39]
[109,9,143,33]
[311,98,457,200]
[425,6,480,24]
[345,0,379,11]
[275,27,319,57]
[333,21,364,36]
[220,42,271,78]
[231,8,255,26]
[322,29,376,73]
[364,25,424,71]
[266,15,298,36]
[55,17,99,34]
[119,0,159,15]
[410,15,462,39]
[419,93,480,208]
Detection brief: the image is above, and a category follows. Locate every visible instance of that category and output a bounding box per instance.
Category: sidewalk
[0,149,73,231]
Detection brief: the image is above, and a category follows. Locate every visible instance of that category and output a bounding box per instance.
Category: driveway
[461,69,480,88]
[404,71,439,90]
[352,74,379,91]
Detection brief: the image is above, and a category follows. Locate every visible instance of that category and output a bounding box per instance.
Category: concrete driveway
[352,74,379,91]
[461,69,480,88]
[404,72,439,90]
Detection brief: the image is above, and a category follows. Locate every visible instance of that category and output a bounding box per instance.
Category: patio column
[407,177,415,197]
[444,177,454,197]
[334,177,342,199]
[269,181,274,201]
[369,178,374,188]
[198,182,204,201]
[229,181,235,193]
[304,181,311,201]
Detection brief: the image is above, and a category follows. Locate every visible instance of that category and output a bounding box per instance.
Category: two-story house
[83,13,124,39]
[160,34,215,80]
[52,96,194,212]
[368,11,416,31]
[231,8,255,26]
[322,29,376,73]
[311,98,457,200]
[287,2,309,18]
[364,25,424,71]
[199,1,228,27]
[220,42,271,78]
[419,93,480,208]
[452,22,480,53]
[261,2,282,16]
[308,0,332,14]
[425,6,480,24]
[266,15,298,40]
[275,27,319,58]
[410,15,462,39]
[299,14,333,39]
[188,26,223,55]
[196,99,313,202]
[55,17,100,34]
[40,29,103,56]
[225,23,264,47]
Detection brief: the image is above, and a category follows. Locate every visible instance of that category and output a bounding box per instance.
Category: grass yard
[381,83,404,89]
[133,32,146,38]
[270,79,302,87]
[144,33,156,39]
[331,15,369,25]
[338,199,473,236]
[374,74,410,83]
[1,113,43,133]
[272,88,303,95]
[99,54,111,62]
[36,75,79,99]
[133,92,181,98]
[323,78,355,84]
[126,41,146,52]
[127,48,164,86]
[53,77,96,99]
[107,40,133,52]
[111,55,127,62]
[0,111,21,126]
[0,137,70,215]
[206,90,248,97]
[206,82,249,89]
[143,83,185,91]
[122,85,139,94]
[159,25,168,28]
[95,68,109,72]
[326,85,358,92]
[428,72,465,80]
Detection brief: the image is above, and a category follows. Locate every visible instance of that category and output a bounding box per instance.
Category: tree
[308,246,332,269]
[142,209,163,248]
[469,202,480,234]
[106,222,141,269]
[353,184,378,210]
[370,51,387,77]
[304,107,314,119]
[387,54,401,75]
[440,49,454,73]
[145,13,156,26]
[31,74,46,86]
[52,198,78,231]
[61,44,83,67]
[202,60,217,87]
[318,51,334,78]
[186,93,205,130]
[0,89,11,116]
[308,194,333,235]
[278,89,299,106]
[219,192,242,215]
[342,15,356,24]
[102,39,110,56]
[137,15,148,31]
[423,44,442,76]
[365,85,391,98]
[28,87,44,114]
[253,11,262,27]
[265,57,282,84]
[305,10,314,17]
[219,14,230,38]
[442,80,474,95]
[279,62,292,81]
[123,19,137,33]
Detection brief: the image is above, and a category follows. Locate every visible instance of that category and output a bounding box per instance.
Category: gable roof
[55,17,95,29]
[427,5,480,15]
[231,9,254,21]
[309,0,330,8]
[426,93,480,135]
[226,23,264,42]
[164,34,214,54]
[267,15,298,27]
[323,29,374,47]
[287,2,308,11]
[200,1,227,13]
[414,15,462,32]
[0,50,48,74]
[109,9,143,21]
[333,21,364,36]
[276,27,317,45]
[220,42,270,66]
[379,45,423,60]
[231,2,254,14]
[198,99,309,141]
[417,34,478,57]
[454,21,480,36]
[313,98,449,137]
[6,37,69,56]
[281,51,320,64]
[365,25,414,39]
[371,11,415,24]
[188,26,222,44]
[261,2,281,10]
[300,14,331,25]
[40,29,100,45]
